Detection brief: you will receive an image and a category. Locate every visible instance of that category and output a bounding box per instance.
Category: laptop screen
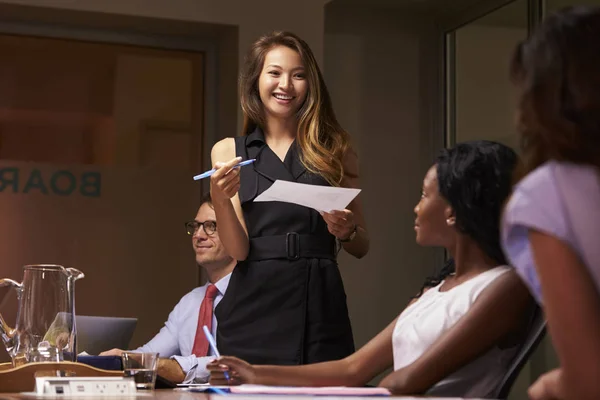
[76,315,137,355]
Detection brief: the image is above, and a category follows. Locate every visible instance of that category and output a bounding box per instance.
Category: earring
[446,218,453,225]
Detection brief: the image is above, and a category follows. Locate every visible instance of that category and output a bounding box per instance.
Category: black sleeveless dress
[215,127,355,365]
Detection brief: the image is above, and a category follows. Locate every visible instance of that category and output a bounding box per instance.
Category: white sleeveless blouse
[392,266,517,397]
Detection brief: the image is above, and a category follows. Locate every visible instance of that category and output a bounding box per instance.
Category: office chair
[492,304,547,399]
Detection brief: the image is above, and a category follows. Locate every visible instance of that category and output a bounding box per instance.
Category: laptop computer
[76,315,137,355]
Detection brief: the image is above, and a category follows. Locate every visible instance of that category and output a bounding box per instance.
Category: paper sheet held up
[254,180,361,212]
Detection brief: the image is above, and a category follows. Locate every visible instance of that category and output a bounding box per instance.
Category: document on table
[178,383,390,396]
[254,180,361,212]
[230,384,390,396]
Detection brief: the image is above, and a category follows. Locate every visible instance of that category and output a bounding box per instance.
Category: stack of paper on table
[254,180,361,213]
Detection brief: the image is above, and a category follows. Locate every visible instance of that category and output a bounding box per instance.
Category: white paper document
[254,180,361,212]
[175,384,391,396]
[229,384,390,396]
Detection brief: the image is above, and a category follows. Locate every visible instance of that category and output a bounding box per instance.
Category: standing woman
[209,31,369,365]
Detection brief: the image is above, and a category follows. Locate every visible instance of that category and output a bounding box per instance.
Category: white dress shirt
[137,273,231,383]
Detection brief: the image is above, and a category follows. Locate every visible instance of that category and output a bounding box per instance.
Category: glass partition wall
[445,0,600,149]
[448,0,528,148]
[445,0,528,148]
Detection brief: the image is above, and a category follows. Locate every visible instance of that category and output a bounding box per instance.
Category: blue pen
[203,325,231,382]
[193,159,256,181]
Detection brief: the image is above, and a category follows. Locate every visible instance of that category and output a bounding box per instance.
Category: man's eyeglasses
[185,220,217,236]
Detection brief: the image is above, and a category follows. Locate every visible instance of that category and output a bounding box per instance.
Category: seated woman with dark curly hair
[207,140,534,398]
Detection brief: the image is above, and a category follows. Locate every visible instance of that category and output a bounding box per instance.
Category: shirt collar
[213,272,232,297]
[246,126,265,146]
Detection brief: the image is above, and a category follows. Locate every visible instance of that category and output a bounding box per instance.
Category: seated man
[101,193,236,383]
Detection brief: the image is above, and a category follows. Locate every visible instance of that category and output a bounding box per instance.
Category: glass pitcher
[0,264,84,366]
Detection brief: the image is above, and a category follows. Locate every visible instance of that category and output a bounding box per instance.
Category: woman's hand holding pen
[210,157,242,202]
[207,356,255,386]
[321,209,356,241]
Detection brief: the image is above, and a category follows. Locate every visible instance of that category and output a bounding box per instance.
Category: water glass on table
[121,352,159,390]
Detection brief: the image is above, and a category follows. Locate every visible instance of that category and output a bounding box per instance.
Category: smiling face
[413,166,455,248]
[258,45,308,120]
[192,202,231,267]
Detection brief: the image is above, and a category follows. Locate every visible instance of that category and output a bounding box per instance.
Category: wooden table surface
[1,390,209,400]
[0,390,469,400]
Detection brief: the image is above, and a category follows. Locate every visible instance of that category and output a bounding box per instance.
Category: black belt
[247,233,336,261]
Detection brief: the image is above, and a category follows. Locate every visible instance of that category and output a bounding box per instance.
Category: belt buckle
[286,232,300,260]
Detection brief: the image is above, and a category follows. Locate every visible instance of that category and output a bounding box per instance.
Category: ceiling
[329,0,486,17]
[474,0,527,28]
[328,0,529,28]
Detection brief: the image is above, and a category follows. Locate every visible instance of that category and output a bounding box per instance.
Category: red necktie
[191,284,219,356]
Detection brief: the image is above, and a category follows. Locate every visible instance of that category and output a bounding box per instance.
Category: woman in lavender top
[501,6,600,400]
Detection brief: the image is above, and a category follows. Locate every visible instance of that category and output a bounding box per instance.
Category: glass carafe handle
[0,279,22,343]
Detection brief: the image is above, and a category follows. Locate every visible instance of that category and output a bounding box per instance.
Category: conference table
[0,390,484,399]
[0,362,488,399]
[1,392,480,399]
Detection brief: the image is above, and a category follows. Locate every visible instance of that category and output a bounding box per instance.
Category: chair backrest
[493,304,547,399]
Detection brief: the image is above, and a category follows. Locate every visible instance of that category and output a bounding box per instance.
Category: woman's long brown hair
[510,6,600,181]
